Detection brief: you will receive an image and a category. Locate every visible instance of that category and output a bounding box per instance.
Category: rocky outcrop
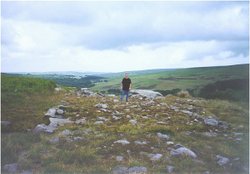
[34,106,73,134]
[45,107,64,118]
[33,123,56,134]
[170,145,197,158]
[130,89,163,99]
[77,88,104,97]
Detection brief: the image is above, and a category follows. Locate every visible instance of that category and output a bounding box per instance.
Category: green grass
[91,64,249,101]
[1,71,249,173]
[1,74,64,132]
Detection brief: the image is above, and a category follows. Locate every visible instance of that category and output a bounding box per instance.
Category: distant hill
[91,64,249,102]
[2,64,249,102]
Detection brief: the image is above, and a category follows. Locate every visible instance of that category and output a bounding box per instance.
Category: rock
[166,165,174,173]
[114,139,130,145]
[95,103,108,109]
[134,140,147,145]
[113,115,121,120]
[126,115,131,119]
[170,105,179,112]
[204,118,218,126]
[94,121,104,125]
[33,123,56,134]
[49,137,60,144]
[75,118,86,124]
[112,166,128,174]
[157,121,168,125]
[73,137,85,142]
[56,109,64,115]
[1,120,11,126]
[49,117,73,126]
[181,110,193,116]
[130,89,163,99]
[3,163,18,173]
[60,129,72,136]
[148,153,163,161]
[129,119,137,126]
[170,147,197,158]
[216,155,230,166]
[157,132,170,140]
[166,141,174,145]
[116,156,124,162]
[45,108,57,117]
[218,121,229,129]
[174,144,184,148]
[80,88,98,96]
[100,108,109,112]
[128,166,147,174]
[98,116,109,122]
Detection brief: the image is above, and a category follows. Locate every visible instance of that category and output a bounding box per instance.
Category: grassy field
[91,64,249,100]
[1,74,64,132]
[2,91,248,173]
[1,65,249,173]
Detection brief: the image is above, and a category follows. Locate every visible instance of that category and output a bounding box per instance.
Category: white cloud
[1,1,249,72]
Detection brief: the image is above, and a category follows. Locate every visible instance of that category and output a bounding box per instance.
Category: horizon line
[1,63,249,74]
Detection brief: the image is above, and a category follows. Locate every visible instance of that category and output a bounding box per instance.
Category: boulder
[80,88,96,96]
[216,155,230,166]
[60,129,72,136]
[148,153,163,161]
[130,89,163,99]
[33,123,56,134]
[45,108,57,117]
[170,147,197,158]
[56,109,64,115]
[116,156,124,162]
[49,117,73,126]
[75,118,86,124]
[157,132,170,140]
[45,108,64,118]
[94,121,104,125]
[114,139,130,145]
[204,118,218,126]
[129,119,137,126]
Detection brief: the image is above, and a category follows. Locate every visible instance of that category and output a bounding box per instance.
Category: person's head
[124,72,129,79]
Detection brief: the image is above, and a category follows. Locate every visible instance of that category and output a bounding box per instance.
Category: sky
[1,1,249,73]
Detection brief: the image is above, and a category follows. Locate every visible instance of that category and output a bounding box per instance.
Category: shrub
[177,90,191,98]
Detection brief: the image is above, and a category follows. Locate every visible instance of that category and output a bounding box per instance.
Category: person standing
[120,73,132,102]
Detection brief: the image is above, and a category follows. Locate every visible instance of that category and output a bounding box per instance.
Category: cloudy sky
[1,1,249,72]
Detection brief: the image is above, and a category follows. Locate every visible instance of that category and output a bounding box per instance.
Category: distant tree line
[50,75,106,88]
